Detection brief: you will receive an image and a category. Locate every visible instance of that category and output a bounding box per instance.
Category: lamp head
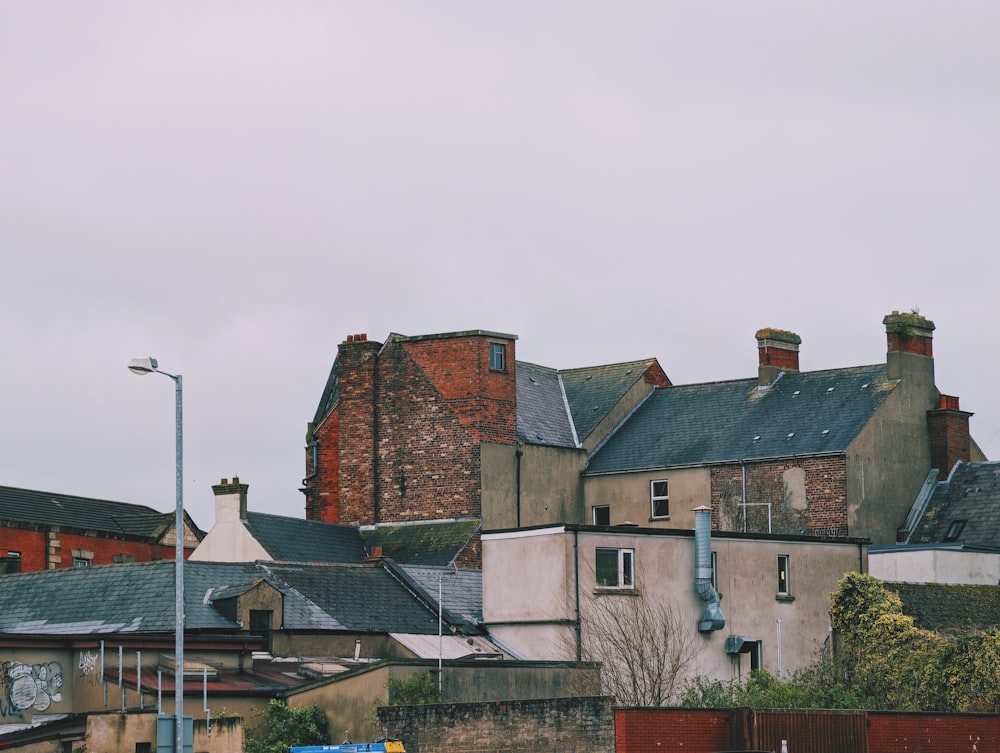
[128,357,159,375]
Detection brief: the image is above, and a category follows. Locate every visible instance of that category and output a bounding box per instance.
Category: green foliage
[245,700,330,753]
[384,671,441,706]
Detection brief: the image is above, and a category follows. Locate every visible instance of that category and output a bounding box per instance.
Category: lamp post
[128,357,184,753]
[437,564,458,697]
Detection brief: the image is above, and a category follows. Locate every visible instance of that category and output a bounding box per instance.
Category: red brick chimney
[884,311,935,380]
[928,394,973,476]
[755,328,801,387]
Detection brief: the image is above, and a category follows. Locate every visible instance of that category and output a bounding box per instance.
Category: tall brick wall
[711,456,849,536]
[377,697,613,753]
[307,332,517,527]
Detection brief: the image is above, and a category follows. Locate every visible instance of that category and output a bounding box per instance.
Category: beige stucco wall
[483,527,867,686]
[846,352,938,546]
[481,443,586,529]
[190,520,269,562]
[869,548,1000,585]
[584,468,711,528]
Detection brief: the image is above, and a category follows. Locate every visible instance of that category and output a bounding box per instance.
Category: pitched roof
[516,358,664,449]
[888,581,1000,632]
[0,485,183,539]
[394,564,483,627]
[586,364,894,473]
[0,559,480,637]
[360,518,481,566]
[262,562,444,634]
[907,461,1000,549]
[244,512,367,563]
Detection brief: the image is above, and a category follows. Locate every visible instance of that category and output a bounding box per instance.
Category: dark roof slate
[562,359,660,442]
[397,564,483,626]
[263,562,441,634]
[245,513,367,563]
[0,485,178,538]
[888,581,1000,632]
[516,362,577,447]
[0,559,474,637]
[361,519,481,566]
[587,365,894,473]
[908,461,1000,549]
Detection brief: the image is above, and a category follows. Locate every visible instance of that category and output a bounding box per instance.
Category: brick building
[303,312,984,551]
[0,485,202,572]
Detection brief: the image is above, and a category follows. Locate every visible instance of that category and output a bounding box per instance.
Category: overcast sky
[3,3,999,529]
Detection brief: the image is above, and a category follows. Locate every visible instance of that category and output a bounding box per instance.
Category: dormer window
[489,342,506,372]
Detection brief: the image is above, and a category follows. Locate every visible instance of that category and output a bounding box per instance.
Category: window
[0,553,20,575]
[489,342,506,372]
[135,743,152,753]
[711,550,718,592]
[73,558,90,568]
[112,553,135,564]
[650,480,669,518]
[944,519,966,542]
[250,609,274,651]
[595,547,634,589]
[777,554,790,596]
[592,505,610,526]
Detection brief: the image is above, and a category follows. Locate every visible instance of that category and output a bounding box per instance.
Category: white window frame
[595,547,635,589]
[650,479,670,519]
[592,505,610,526]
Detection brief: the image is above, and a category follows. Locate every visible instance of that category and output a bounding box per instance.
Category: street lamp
[128,357,185,753]
[437,564,458,697]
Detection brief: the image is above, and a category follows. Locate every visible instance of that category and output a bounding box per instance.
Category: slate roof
[517,362,577,447]
[245,512,367,563]
[888,581,1000,632]
[394,564,483,627]
[262,562,444,634]
[0,559,477,637]
[360,518,481,566]
[0,485,185,539]
[516,359,662,448]
[907,461,1000,549]
[586,364,895,473]
[562,359,661,442]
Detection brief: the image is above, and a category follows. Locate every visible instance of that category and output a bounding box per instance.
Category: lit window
[592,505,610,526]
[596,547,634,589]
[650,480,669,518]
[489,342,506,372]
[777,554,790,596]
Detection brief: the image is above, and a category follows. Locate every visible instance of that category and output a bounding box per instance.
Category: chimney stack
[884,311,935,380]
[928,394,973,476]
[211,476,250,523]
[755,328,801,387]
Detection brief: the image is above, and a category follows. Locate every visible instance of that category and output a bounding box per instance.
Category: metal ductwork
[694,506,725,632]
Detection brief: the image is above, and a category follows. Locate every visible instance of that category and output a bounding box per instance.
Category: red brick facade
[304,332,517,526]
[928,395,973,477]
[0,525,187,572]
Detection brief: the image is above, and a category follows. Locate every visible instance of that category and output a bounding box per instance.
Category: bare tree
[571,592,699,707]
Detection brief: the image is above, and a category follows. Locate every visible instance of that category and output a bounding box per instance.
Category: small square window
[777,554,790,596]
[592,505,610,526]
[650,480,669,518]
[489,342,506,372]
[596,547,634,589]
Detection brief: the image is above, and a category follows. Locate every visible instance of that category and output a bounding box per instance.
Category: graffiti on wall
[0,661,64,718]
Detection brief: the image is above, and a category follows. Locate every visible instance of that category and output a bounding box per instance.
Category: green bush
[245,700,330,753]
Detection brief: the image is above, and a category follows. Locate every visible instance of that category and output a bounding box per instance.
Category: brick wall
[0,525,182,572]
[927,406,972,477]
[308,332,517,528]
[377,697,613,753]
[711,456,849,536]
